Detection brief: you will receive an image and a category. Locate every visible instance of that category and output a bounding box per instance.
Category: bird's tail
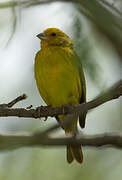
[67,144,83,164]
[60,114,83,164]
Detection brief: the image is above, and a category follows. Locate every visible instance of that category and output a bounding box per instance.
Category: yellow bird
[34,28,86,164]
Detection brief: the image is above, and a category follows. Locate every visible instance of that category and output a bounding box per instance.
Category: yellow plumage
[34,28,86,164]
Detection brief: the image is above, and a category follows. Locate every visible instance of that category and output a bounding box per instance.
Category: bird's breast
[34,47,80,106]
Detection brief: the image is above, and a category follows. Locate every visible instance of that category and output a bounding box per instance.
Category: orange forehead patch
[43,28,65,36]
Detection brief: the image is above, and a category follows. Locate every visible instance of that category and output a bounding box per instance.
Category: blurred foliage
[72,15,102,85]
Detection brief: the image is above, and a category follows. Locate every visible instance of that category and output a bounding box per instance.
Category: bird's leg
[43,105,52,121]
[35,106,43,118]
[62,104,69,115]
[36,105,51,120]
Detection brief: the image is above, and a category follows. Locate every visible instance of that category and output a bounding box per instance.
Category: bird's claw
[62,104,69,115]
[35,105,51,119]
[44,116,48,121]
[35,106,43,118]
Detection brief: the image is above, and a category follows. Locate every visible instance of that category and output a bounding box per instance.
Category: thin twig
[0,94,27,108]
[7,94,27,107]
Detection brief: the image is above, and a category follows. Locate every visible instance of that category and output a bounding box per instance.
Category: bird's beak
[36,32,47,40]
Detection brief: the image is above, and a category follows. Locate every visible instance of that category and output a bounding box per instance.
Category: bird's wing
[73,52,86,128]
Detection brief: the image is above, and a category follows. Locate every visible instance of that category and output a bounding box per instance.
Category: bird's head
[37,28,73,48]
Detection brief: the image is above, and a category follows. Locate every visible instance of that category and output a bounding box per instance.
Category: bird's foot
[35,106,43,118]
[35,105,51,120]
[62,104,69,115]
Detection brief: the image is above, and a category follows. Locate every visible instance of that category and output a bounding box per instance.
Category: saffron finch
[34,28,86,164]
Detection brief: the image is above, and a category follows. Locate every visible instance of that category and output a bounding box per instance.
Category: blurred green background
[0,0,122,180]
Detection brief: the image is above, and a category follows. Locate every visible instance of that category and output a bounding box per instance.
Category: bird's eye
[51,32,56,36]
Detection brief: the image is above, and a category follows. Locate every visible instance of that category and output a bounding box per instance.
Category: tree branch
[0,80,121,119]
[0,81,121,152]
[0,132,122,151]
